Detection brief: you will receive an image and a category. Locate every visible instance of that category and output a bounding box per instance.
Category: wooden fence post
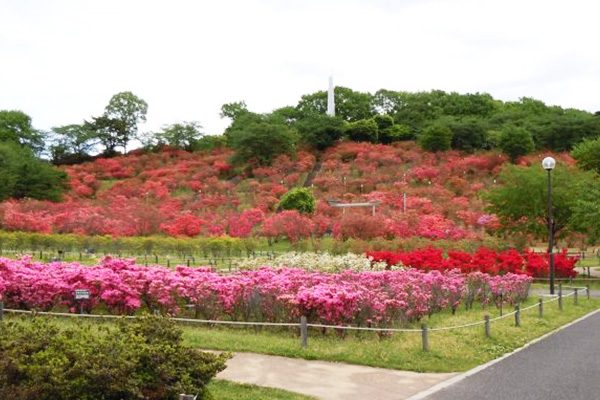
[300,316,308,349]
[484,315,490,337]
[538,298,543,318]
[421,324,429,352]
[586,285,590,300]
[515,304,521,327]
[558,284,563,311]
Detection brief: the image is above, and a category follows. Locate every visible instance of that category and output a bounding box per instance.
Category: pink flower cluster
[0,256,532,327]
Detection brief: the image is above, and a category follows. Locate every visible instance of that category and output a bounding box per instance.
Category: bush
[0,315,229,400]
[418,123,453,152]
[277,187,316,214]
[343,119,379,143]
[571,136,600,173]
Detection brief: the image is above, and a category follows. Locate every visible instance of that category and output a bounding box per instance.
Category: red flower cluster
[366,247,578,278]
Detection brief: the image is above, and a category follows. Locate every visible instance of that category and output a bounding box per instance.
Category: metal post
[499,291,503,316]
[484,315,490,337]
[421,324,429,352]
[558,283,563,311]
[515,304,521,327]
[538,298,543,318]
[0,301,3,321]
[574,288,578,305]
[300,316,308,349]
[547,169,555,295]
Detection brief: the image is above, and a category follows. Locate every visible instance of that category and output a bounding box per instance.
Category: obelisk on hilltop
[326,76,335,117]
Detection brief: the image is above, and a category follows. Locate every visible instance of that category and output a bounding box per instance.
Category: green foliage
[0,110,45,154]
[343,118,378,143]
[418,123,453,152]
[483,164,600,239]
[227,114,298,166]
[153,121,204,150]
[571,136,600,173]
[295,114,346,150]
[296,87,374,122]
[50,124,97,164]
[87,91,148,155]
[446,117,489,152]
[498,126,535,162]
[189,135,227,152]
[0,316,228,400]
[220,101,249,121]
[0,142,68,201]
[277,187,316,214]
[379,123,413,143]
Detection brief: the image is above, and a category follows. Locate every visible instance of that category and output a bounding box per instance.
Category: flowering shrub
[366,247,578,277]
[0,256,532,328]
[234,252,389,272]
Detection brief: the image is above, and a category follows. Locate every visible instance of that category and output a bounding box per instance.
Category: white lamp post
[542,156,556,294]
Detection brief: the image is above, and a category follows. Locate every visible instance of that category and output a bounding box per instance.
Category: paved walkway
[413,309,600,400]
[217,352,457,400]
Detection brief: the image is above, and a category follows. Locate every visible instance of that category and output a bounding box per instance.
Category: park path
[411,309,600,400]
[217,352,457,400]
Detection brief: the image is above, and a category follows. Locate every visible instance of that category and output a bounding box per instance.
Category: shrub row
[0,315,228,400]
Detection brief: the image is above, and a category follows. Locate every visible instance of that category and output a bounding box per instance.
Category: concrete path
[413,309,600,400]
[217,352,457,400]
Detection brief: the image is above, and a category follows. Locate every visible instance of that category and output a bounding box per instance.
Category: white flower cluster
[233,251,392,272]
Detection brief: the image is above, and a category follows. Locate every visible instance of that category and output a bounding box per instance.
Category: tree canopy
[483,164,600,241]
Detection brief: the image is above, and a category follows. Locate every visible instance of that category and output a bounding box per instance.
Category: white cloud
[1,0,599,136]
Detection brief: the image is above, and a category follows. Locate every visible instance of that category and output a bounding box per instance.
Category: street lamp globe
[542,156,556,171]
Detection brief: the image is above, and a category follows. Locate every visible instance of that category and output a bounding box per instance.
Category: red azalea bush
[366,247,577,278]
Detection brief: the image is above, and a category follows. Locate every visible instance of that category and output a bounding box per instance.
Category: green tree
[344,118,378,143]
[227,114,297,166]
[571,136,600,173]
[498,126,535,162]
[446,117,489,151]
[418,123,453,152]
[0,110,45,154]
[277,187,316,214]
[88,91,148,154]
[50,124,97,164]
[220,101,248,120]
[294,114,346,150]
[296,87,374,122]
[483,164,600,240]
[0,142,69,201]
[85,115,127,156]
[153,121,204,150]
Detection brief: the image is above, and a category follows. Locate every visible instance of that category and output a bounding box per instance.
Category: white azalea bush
[233,251,392,272]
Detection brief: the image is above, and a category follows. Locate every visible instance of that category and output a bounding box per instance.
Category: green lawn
[182,297,600,373]
[208,379,315,399]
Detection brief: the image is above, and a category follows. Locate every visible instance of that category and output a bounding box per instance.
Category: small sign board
[74,289,90,300]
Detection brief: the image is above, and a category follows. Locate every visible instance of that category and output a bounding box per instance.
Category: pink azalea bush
[0,256,532,327]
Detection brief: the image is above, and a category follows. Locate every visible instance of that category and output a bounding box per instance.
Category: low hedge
[0,315,229,400]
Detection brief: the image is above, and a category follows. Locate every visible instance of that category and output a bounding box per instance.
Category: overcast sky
[1,0,599,136]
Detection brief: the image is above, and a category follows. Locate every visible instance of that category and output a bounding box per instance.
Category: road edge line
[406,307,600,400]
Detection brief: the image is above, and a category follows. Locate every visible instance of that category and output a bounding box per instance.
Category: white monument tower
[326,76,335,117]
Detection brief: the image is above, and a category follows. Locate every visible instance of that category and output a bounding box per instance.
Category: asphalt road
[424,309,600,400]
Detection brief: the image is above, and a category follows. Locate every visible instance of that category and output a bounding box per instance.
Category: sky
[1,0,599,137]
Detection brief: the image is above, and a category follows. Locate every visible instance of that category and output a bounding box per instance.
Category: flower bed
[0,256,532,328]
[366,247,578,277]
[234,252,389,272]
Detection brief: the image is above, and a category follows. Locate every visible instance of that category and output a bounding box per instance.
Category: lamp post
[542,156,556,294]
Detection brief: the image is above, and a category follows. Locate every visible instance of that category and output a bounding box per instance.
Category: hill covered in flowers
[0,141,575,242]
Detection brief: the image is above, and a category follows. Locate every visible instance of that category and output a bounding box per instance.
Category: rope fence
[0,286,590,352]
